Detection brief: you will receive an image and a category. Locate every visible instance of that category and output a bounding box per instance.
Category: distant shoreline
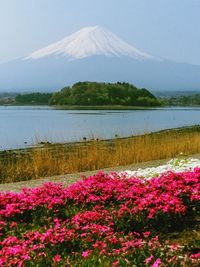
[2,104,200,110]
[1,124,199,154]
[1,124,200,184]
[0,103,160,109]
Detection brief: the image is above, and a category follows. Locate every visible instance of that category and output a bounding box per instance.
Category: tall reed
[0,126,200,183]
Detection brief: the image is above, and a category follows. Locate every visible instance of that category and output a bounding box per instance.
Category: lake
[0,106,200,150]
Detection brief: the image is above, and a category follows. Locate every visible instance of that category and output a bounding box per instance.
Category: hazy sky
[0,0,200,65]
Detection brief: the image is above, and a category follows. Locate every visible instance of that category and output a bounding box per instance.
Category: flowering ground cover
[120,157,200,179]
[0,163,199,266]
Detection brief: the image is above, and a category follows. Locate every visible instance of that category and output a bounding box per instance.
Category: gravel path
[1,154,200,192]
[0,158,171,192]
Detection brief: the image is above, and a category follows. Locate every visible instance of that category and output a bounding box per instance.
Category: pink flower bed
[0,169,199,266]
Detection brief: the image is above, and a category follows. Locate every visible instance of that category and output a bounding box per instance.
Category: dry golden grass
[1,126,200,183]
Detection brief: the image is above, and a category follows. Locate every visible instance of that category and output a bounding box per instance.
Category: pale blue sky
[0,0,200,65]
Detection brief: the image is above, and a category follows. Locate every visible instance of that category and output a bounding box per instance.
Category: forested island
[14,82,160,107]
[4,82,200,107]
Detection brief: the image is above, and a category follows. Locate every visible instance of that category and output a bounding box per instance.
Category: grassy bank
[1,126,200,184]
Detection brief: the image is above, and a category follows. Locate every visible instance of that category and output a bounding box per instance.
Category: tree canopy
[49,82,160,106]
[15,93,52,105]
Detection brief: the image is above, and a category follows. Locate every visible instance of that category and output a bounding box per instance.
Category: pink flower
[151,258,161,267]
[190,252,200,259]
[143,231,151,238]
[144,255,154,264]
[0,169,199,266]
[82,250,92,258]
[53,254,61,263]
[112,260,120,266]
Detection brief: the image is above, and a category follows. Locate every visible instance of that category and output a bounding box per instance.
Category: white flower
[119,157,200,180]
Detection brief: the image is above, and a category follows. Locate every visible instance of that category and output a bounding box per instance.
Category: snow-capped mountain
[0,26,200,92]
[25,26,154,61]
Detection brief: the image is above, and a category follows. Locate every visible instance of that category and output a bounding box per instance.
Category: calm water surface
[1,106,200,150]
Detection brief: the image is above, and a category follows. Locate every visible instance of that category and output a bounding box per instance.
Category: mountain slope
[1,56,200,92]
[0,26,200,92]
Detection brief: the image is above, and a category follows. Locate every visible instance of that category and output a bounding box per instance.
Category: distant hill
[160,93,200,106]
[154,91,200,98]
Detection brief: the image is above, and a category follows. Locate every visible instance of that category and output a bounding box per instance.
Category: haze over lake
[0,106,200,150]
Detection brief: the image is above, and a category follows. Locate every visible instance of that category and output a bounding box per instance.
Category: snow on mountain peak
[25,26,154,61]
